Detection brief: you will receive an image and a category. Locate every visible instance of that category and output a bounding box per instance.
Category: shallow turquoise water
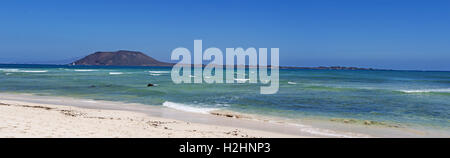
[0,64,449,128]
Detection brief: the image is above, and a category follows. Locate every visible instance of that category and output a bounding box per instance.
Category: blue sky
[0,0,449,70]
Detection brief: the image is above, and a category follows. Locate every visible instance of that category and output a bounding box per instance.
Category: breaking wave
[109,72,124,75]
[0,69,48,73]
[74,69,98,72]
[400,88,450,93]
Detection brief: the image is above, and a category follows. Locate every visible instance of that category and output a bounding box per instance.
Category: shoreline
[0,94,301,138]
[0,93,448,138]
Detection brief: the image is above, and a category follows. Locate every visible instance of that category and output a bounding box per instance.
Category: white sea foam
[149,71,170,76]
[0,69,20,72]
[162,101,218,114]
[109,72,123,75]
[288,82,297,85]
[400,88,450,93]
[0,69,47,73]
[74,69,97,72]
[22,70,48,73]
[82,100,98,103]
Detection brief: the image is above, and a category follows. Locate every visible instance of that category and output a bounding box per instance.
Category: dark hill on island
[72,50,174,66]
[70,50,380,70]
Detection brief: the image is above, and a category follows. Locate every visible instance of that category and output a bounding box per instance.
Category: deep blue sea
[1,64,449,129]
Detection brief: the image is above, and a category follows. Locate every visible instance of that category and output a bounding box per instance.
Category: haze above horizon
[0,0,449,71]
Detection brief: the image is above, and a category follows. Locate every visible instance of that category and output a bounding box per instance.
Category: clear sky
[0,0,449,70]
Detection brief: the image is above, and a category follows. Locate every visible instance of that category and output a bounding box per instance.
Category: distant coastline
[2,49,447,71]
[66,50,385,71]
[0,63,389,71]
[6,63,450,72]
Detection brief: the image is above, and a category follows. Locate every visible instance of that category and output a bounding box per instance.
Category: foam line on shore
[162,101,219,114]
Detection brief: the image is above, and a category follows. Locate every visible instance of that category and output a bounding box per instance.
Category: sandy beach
[1,93,449,138]
[0,94,303,138]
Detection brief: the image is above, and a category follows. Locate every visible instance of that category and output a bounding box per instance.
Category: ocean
[0,64,449,130]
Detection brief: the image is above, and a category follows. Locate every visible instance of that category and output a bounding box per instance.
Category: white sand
[0,99,301,138]
[2,93,445,138]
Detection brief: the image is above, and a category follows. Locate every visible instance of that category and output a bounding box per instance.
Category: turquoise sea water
[0,64,449,129]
